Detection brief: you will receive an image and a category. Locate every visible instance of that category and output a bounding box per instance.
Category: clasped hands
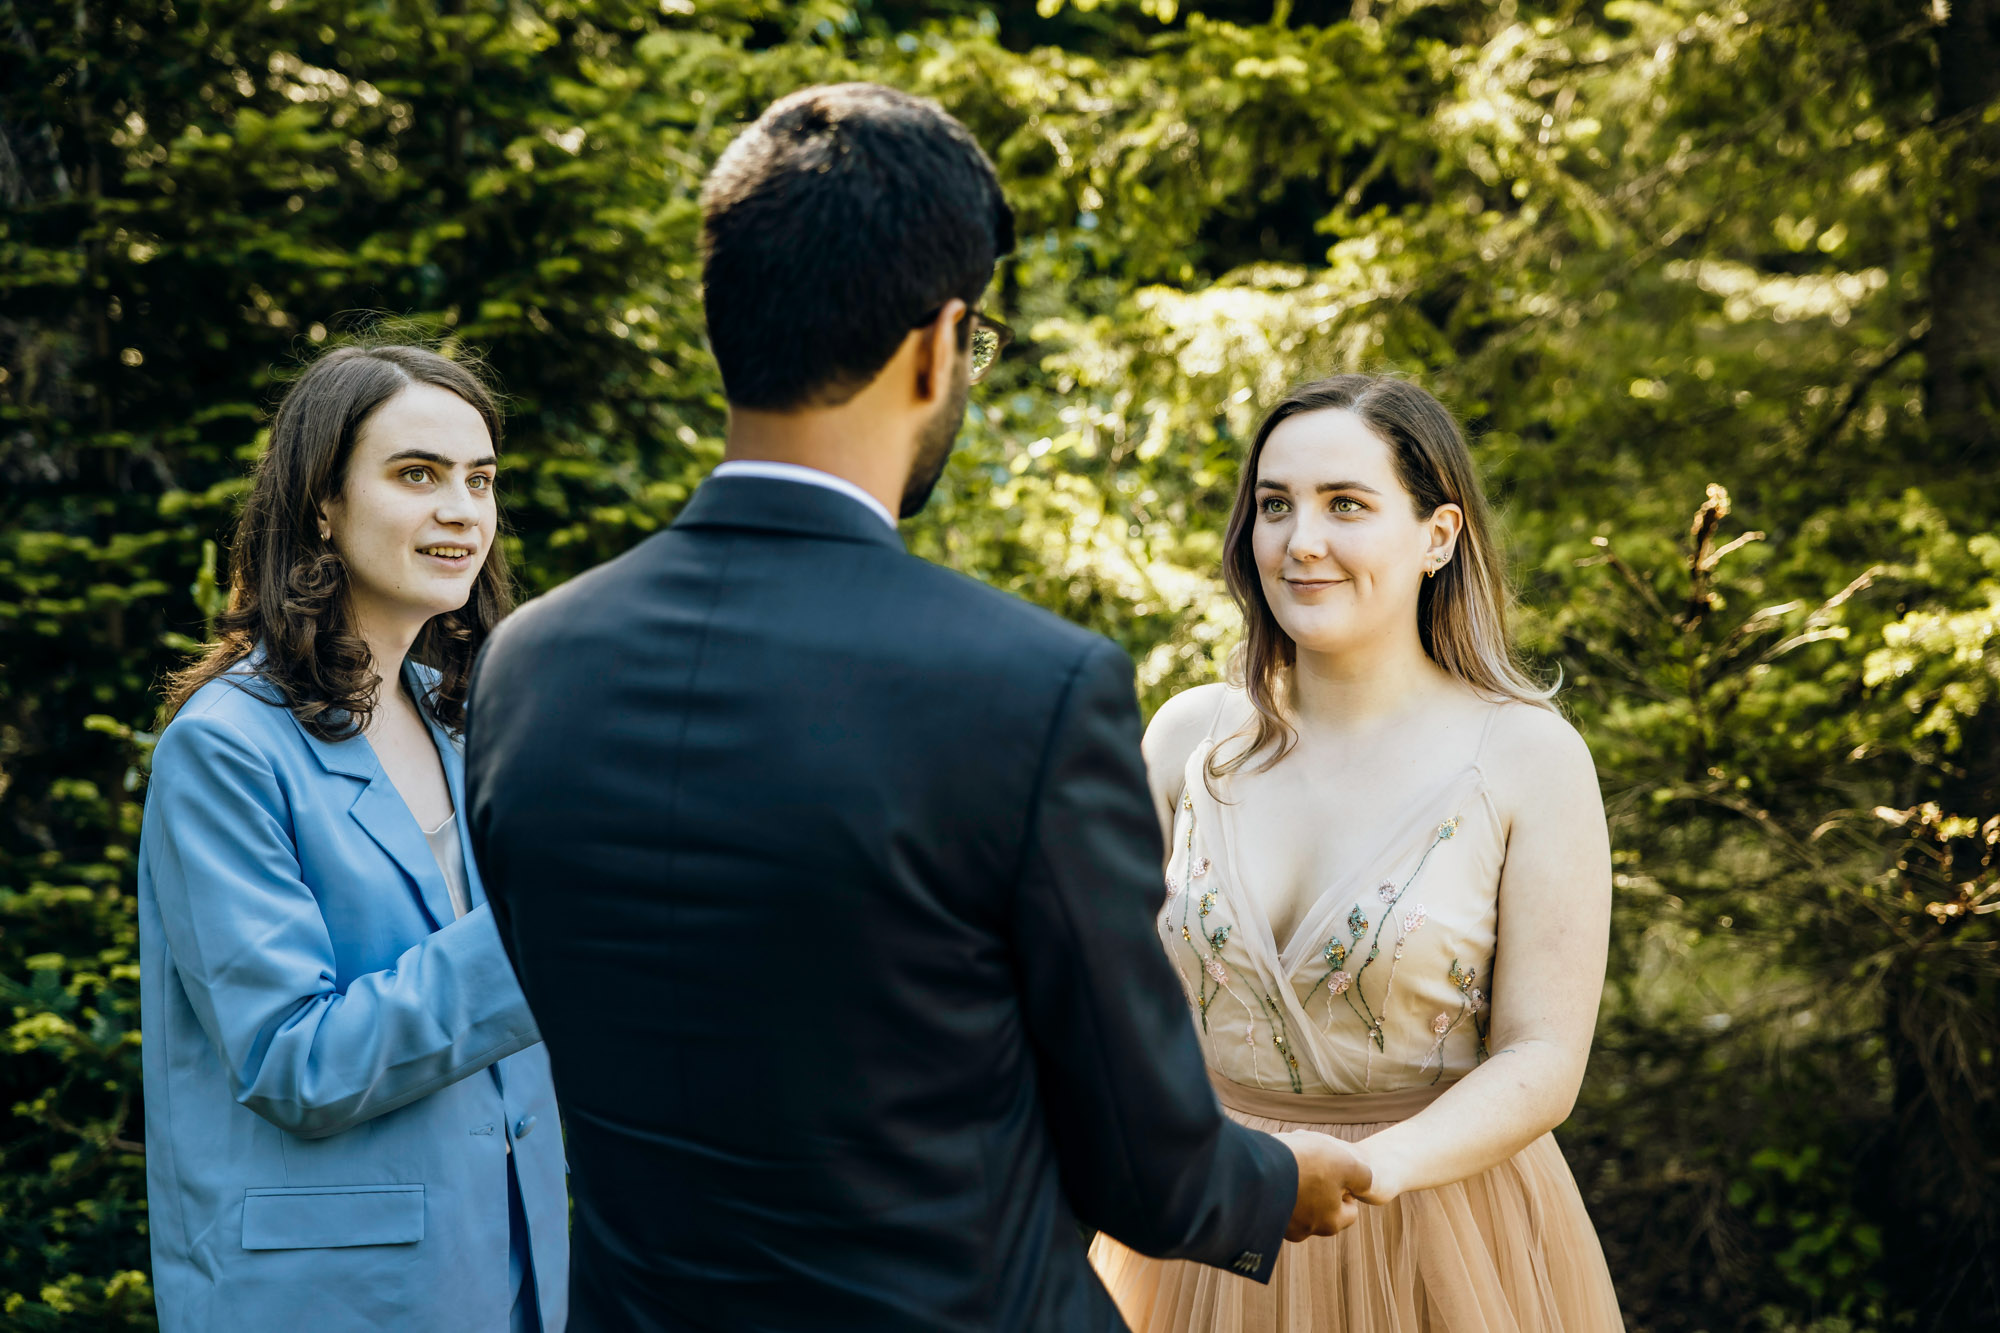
[1278,1131,1382,1242]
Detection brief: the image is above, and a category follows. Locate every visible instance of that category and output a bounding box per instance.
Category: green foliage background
[4,1,1997,1328]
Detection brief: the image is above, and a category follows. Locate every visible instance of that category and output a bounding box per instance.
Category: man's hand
[1276,1130,1373,1242]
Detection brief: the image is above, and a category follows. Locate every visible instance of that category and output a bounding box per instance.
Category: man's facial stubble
[898,360,971,519]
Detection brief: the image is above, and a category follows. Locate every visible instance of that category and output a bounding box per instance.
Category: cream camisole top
[422,811,472,921]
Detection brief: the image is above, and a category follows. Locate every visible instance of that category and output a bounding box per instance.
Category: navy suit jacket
[465,475,1295,1332]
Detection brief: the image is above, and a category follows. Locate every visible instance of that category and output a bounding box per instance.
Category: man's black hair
[699,83,1016,412]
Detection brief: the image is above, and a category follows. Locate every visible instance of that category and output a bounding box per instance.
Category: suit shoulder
[479,533,671,662]
[898,557,1108,662]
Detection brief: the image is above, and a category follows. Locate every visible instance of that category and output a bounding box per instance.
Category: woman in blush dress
[1091,374,1623,1331]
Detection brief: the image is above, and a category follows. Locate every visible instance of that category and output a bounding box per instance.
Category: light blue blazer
[138,660,568,1333]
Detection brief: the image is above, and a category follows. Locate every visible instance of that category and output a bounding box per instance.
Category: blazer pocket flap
[241,1184,425,1250]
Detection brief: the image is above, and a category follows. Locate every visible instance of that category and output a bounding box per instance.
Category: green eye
[1332,497,1363,513]
[1260,497,1289,514]
[402,467,430,484]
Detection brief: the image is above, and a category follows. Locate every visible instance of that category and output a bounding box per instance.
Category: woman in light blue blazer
[140,344,566,1332]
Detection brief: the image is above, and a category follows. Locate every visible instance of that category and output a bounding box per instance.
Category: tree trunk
[1926,0,2000,467]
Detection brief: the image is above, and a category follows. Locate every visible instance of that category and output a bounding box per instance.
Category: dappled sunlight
[1668,259,1891,326]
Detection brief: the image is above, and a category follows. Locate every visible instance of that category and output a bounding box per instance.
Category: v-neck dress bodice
[1157,713,1505,1098]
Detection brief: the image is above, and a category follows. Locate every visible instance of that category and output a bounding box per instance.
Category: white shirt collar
[708,460,898,532]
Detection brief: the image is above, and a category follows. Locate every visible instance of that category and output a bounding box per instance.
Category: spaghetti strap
[1471,700,1505,770]
[1201,684,1232,744]
[1169,686,1238,822]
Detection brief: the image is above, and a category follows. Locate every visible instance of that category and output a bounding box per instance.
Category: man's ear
[914,298,967,404]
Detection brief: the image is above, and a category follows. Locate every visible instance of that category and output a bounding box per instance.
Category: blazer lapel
[349,774,459,931]
[290,684,459,931]
[418,677,487,912]
[410,667,504,1095]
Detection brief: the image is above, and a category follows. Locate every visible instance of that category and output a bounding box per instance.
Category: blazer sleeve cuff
[1231,1126,1299,1285]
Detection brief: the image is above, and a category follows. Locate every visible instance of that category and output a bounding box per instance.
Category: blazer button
[514,1114,538,1140]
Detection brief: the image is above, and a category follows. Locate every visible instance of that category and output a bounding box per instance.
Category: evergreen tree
[3,2,1993,1326]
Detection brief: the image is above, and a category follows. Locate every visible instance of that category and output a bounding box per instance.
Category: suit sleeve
[145,709,542,1139]
[1011,640,1298,1282]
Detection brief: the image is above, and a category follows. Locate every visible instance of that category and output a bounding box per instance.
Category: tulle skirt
[1089,1075,1624,1333]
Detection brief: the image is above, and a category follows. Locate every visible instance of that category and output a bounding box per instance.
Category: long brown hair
[1210,373,1554,785]
[160,343,514,740]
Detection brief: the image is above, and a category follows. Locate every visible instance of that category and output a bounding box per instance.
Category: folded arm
[147,711,541,1139]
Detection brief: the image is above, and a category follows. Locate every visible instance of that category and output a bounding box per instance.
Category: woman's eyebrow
[384,448,499,469]
[1255,478,1382,495]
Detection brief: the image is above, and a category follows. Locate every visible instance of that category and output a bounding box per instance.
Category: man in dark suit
[465,83,1370,1333]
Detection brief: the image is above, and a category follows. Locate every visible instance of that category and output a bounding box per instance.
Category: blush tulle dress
[1089,699,1624,1332]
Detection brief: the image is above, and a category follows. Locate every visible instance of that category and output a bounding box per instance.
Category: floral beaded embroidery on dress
[1157,702,1505,1098]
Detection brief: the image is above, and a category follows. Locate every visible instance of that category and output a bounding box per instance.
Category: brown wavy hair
[1209,373,1555,787]
[159,343,513,741]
